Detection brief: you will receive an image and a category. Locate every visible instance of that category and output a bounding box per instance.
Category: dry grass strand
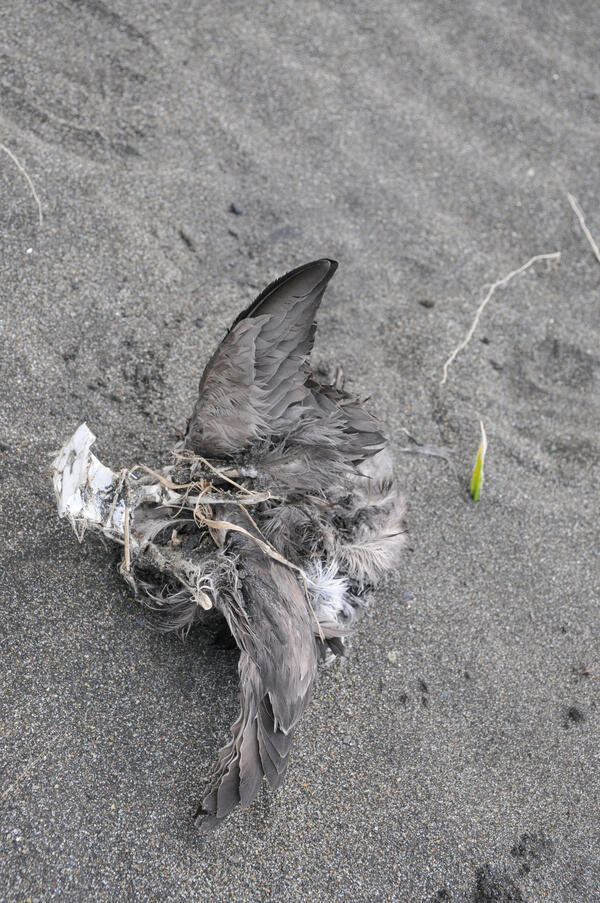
[0,141,43,226]
[440,251,561,385]
[567,193,600,265]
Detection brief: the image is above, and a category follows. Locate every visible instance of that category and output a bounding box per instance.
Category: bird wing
[185,259,338,457]
[195,512,319,829]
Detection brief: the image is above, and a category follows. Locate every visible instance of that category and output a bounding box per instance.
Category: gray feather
[195,508,318,829]
[335,450,407,586]
[185,260,337,457]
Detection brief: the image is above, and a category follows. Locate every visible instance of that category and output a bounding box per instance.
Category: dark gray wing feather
[185,259,338,457]
[196,511,318,830]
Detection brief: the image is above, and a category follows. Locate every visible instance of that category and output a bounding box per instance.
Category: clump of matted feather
[52,424,308,634]
[52,425,404,643]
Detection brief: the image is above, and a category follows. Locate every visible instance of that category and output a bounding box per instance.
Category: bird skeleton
[52,259,406,829]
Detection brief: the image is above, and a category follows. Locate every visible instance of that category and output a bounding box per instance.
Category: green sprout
[470,421,488,501]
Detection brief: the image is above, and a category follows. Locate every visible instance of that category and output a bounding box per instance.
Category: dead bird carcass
[52,259,406,829]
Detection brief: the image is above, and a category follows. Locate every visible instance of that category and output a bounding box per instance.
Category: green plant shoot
[470,421,488,501]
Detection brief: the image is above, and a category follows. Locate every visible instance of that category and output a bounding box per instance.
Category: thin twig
[567,193,600,265]
[194,456,255,495]
[189,501,324,638]
[0,141,43,226]
[134,463,194,490]
[133,463,271,505]
[440,251,561,385]
[136,460,254,496]
[236,505,325,641]
[189,490,273,505]
[194,509,302,574]
[123,505,131,571]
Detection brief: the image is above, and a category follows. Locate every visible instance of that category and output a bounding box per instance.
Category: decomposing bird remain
[52,259,406,829]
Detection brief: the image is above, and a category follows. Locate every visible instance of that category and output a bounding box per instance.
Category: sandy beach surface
[1,1,598,900]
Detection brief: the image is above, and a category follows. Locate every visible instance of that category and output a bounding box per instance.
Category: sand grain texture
[1,1,599,900]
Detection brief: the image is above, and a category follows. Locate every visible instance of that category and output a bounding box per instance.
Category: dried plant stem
[124,459,322,635]
[440,251,561,385]
[134,463,194,490]
[567,193,600,265]
[194,508,302,576]
[191,502,325,640]
[134,463,271,505]
[0,141,43,226]
[194,455,255,495]
[123,505,131,571]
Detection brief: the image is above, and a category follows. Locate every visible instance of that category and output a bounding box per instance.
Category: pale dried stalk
[194,455,255,495]
[123,505,131,571]
[440,251,561,384]
[134,463,271,505]
[192,502,325,640]
[194,509,301,575]
[128,461,323,635]
[567,193,600,265]
[134,463,196,491]
[0,141,43,226]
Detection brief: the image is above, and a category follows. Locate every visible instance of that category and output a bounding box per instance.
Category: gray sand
[1,1,599,900]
